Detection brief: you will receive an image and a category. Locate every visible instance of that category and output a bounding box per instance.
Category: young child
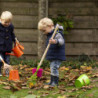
[38,17,66,86]
[0,11,16,76]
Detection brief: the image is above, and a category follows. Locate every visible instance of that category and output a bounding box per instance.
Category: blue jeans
[50,60,61,77]
[0,52,10,73]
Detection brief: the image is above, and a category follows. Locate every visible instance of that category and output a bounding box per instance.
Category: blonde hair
[1,11,13,20]
[38,17,54,30]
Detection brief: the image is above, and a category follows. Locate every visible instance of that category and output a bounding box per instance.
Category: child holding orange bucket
[38,17,66,87]
[0,11,16,76]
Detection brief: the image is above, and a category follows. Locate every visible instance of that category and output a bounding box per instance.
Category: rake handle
[0,56,5,64]
[38,25,59,67]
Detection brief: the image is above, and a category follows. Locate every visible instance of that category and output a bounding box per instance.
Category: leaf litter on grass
[0,64,98,97]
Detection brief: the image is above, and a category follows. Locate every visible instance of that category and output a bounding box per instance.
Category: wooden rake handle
[0,56,5,64]
[38,25,59,67]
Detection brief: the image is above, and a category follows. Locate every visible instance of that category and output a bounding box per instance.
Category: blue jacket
[46,29,66,61]
[0,23,15,52]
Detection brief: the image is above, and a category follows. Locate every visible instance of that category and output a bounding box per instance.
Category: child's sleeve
[11,25,16,42]
[55,33,64,46]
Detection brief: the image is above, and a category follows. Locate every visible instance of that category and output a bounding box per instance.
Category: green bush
[52,14,74,34]
[10,55,98,69]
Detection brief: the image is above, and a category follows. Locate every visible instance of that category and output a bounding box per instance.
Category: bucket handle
[15,38,24,50]
[83,79,87,86]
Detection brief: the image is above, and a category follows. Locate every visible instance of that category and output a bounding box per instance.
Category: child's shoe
[50,76,59,87]
[0,73,2,76]
[46,75,54,85]
[0,68,2,76]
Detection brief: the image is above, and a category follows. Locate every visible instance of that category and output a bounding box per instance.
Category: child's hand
[14,42,16,47]
[49,38,57,44]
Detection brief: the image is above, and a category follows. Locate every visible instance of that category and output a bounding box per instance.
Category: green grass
[0,84,98,98]
[0,71,98,98]
[0,57,98,98]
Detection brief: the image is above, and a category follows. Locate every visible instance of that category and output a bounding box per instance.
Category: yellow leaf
[86,66,92,70]
[60,66,65,70]
[19,72,22,74]
[60,67,69,71]
[81,66,86,69]
[65,68,69,71]
[46,80,50,83]
[31,68,34,70]
[57,95,67,98]
[29,82,34,88]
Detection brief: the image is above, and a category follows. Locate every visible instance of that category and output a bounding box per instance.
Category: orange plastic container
[9,70,20,81]
[6,44,24,58]
[16,42,24,50]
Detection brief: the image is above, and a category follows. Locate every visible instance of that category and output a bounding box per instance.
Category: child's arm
[55,33,64,45]
[49,33,64,46]
[11,25,16,43]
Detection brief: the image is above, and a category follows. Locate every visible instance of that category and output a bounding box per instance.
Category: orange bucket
[6,43,24,58]
[9,70,20,81]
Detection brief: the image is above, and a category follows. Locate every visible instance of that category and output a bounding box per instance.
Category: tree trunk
[38,0,48,59]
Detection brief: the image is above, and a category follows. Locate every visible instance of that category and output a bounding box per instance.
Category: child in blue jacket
[38,17,66,87]
[0,11,16,76]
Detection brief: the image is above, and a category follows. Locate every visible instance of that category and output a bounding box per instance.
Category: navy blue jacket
[46,29,66,61]
[0,23,15,52]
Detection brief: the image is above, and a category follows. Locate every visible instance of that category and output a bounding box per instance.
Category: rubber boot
[54,76,59,86]
[46,75,54,85]
[50,76,59,87]
[0,66,2,76]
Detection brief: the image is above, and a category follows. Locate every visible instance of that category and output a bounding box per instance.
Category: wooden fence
[0,0,98,59]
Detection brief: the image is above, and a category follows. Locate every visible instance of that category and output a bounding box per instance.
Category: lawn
[0,65,98,98]
[0,57,98,98]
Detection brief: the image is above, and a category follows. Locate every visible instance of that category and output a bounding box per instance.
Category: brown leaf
[58,90,65,94]
[28,91,33,94]
[43,85,50,89]
[92,73,98,78]
[82,85,94,90]
[60,66,69,71]
[0,81,9,86]
[68,73,77,81]
[3,86,10,90]
[22,87,29,89]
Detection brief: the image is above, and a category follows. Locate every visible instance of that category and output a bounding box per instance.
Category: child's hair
[1,11,13,20]
[38,17,54,30]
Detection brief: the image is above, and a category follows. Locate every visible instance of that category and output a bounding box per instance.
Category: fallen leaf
[92,73,98,77]
[80,66,86,70]
[22,87,29,89]
[29,82,34,88]
[86,66,92,70]
[46,80,50,83]
[65,68,69,71]
[3,86,10,90]
[28,91,33,94]
[43,85,50,89]
[57,95,67,98]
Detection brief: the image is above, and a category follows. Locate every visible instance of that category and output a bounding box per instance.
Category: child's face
[1,19,11,27]
[41,25,54,34]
